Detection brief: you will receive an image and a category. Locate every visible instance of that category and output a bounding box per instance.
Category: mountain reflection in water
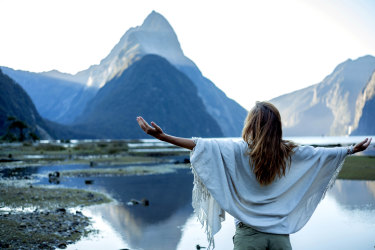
[36,166,374,250]
[67,170,195,250]
[291,179,375,250]
[329,180,375,209]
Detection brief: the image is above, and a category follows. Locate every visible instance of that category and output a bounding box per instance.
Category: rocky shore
[0,209,91,249]
[0,184,111,249]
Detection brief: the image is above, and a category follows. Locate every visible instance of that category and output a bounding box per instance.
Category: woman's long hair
[242,101,297,185]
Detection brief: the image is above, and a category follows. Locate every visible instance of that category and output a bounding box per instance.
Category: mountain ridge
[271,55,375,136]
[0,68,99,140]
[0,68,53,139]
[0,66,97,124]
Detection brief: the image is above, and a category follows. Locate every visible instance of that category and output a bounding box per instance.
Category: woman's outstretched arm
[136,116,196,150]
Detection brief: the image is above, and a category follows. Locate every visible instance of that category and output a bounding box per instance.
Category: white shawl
[190,138,347,249]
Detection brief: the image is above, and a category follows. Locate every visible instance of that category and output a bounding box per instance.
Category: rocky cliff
[271,55,375,136]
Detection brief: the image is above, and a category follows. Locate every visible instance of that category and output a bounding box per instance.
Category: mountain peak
[140,11,174,33]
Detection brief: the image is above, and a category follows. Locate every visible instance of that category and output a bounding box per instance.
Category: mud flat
[60,164,190,177]
[0,140,190,170]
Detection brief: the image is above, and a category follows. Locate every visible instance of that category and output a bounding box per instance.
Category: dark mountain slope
[74,55,223,139]
[352,71,375,135]
[177,65,247,136]
[0,69,98,140]
[1,67,97,124]
[0,68,52,138]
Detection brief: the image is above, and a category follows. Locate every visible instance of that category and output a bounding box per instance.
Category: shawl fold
[190,138,347,249]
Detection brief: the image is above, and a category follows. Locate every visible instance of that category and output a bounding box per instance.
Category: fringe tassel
[321,152,347,201]
[191,167,226,249]
[191,167,215,249]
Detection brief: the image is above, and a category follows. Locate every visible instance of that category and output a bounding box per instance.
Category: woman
[136,101,371,250]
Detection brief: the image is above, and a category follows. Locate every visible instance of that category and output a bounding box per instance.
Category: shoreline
[0,183,112,249]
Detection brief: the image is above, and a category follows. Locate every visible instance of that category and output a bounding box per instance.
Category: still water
[10,163,372,250]
[2,135,374,249]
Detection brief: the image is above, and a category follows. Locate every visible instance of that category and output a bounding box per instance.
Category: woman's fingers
[137,116,162,136]
[354,138,372,153]
[137,116,152,133]
[358,138,371,148]
[136,116,145,126]
[364,138,372,148]
[136,117,146,130]
[151,121,163,133]
[357,138,368,147]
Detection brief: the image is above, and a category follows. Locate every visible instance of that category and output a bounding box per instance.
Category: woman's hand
[136,116,164,139]
[353,138,372,154]
[136,116,196,150]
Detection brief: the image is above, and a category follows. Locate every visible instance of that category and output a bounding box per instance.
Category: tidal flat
[0,140,173,167]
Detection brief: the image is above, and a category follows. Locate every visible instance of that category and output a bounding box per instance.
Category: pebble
[57,243,67,249]
[56,208,66,213]
[0,209,92,249]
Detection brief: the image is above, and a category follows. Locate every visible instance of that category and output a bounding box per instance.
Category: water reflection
[74,175,375,250]
[329,180,375,209]
[63,170,194,250]
[88,178,375,250]
[292,181,375,250]
[88,202,193,250]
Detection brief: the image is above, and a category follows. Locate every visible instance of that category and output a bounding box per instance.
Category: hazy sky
[1,0,375,109]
